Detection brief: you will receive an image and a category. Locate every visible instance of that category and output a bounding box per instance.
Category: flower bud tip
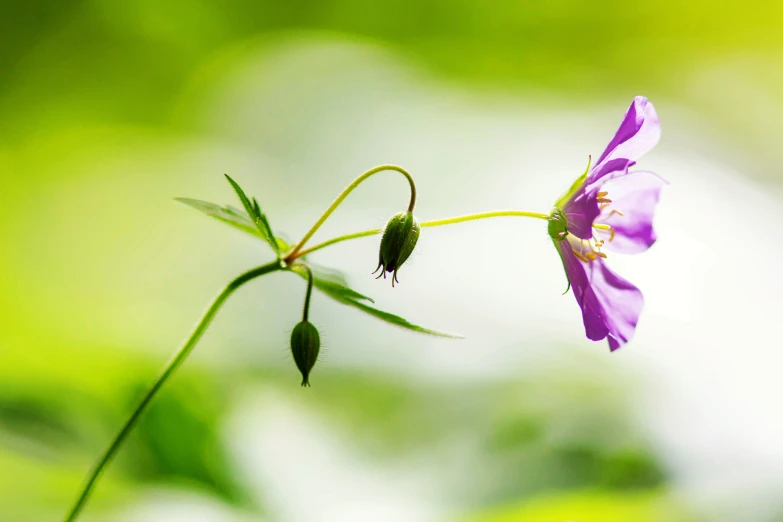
[374,211,420,286]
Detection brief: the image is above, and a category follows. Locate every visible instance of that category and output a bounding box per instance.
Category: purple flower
[548,96,667,351]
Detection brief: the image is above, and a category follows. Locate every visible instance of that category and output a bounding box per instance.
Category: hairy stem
[294,210,549,258]
[63,260,283,522]
[284,165,416,262]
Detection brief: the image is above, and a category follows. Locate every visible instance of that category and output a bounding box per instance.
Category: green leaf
[253,196,279,251]
[292,264,374,303]
[346,299,464,338]
[175,198,265,239]
[176,176,284,256]
[291,265,463,339]
[224,174,279,254]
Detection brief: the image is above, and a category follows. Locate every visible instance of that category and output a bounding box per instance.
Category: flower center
[568,190,624,263]
[566,233,607,263]
[550,190,625,262]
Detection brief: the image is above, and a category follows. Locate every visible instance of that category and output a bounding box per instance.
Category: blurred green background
[2,1,782,521]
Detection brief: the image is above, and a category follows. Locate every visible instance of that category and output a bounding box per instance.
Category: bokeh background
[2,1,782,521]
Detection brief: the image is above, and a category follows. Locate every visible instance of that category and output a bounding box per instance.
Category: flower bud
[290,321,320,387]
[373,211,420,286]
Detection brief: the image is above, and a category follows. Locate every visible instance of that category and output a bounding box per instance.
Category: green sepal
[554,155,591,209]
[552,241,572,295]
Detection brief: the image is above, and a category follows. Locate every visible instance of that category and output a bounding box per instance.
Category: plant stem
[421,210,549,226]
[284,165,416,262]
[63,260,283,522]
[297,263,314,322]
[293,210,549,258]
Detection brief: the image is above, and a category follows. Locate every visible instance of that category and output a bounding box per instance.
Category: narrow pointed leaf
[224,174,280,253]
[291,266,462,339]
[175,198,264,239]
[224,174,257,224]
[253,196,279,252]
[292,264,374,303]
[344,299,464,338]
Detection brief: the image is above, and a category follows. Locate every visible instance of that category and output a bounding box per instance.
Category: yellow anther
[597,191,608,197]
[600,203,610,210]
[585,251,597,261]
[595,251,607,258]
[609,209,624,217]
[597,197,613,204]
[609,228,615,242]
[592,223,611,230]
[572,249,589,263]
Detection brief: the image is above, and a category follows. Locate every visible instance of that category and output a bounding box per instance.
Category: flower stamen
[609,209,624,217]
[572,249,589,263]
[569,234,608,263]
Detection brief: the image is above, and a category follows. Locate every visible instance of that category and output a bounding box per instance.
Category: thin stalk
[63,260,283,522]
[420,210,549,227]
[297,263,314,322]
[284,165,416,262]
[293,210,549,258]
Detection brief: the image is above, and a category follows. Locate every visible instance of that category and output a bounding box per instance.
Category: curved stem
[284,165,416,262]
[63,260,283,522]
[294,210,549,258]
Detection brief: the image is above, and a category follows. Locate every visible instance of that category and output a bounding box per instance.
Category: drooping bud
[373,211,420,286]
[290,321,320,387]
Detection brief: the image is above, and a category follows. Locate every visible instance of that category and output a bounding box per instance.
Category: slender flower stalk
[284,164,417,263]
[63,260,283,522]
[294,210,550,258]
[297,263,315,322]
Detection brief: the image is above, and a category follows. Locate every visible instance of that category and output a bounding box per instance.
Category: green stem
[63,260,283,522]
[284,165,417,262]
[420,210,549,227]
[297,263,314,322]
[293,210,549,258]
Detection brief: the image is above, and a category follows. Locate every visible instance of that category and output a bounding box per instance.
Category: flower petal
[565,158,632,239]
[563,189,600,240]
[595,96,660,167]
[585,157,634,192]
[555,241,644,351]
[555,240,608,341]
[585,260,644,351]
[596,170,668,255]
